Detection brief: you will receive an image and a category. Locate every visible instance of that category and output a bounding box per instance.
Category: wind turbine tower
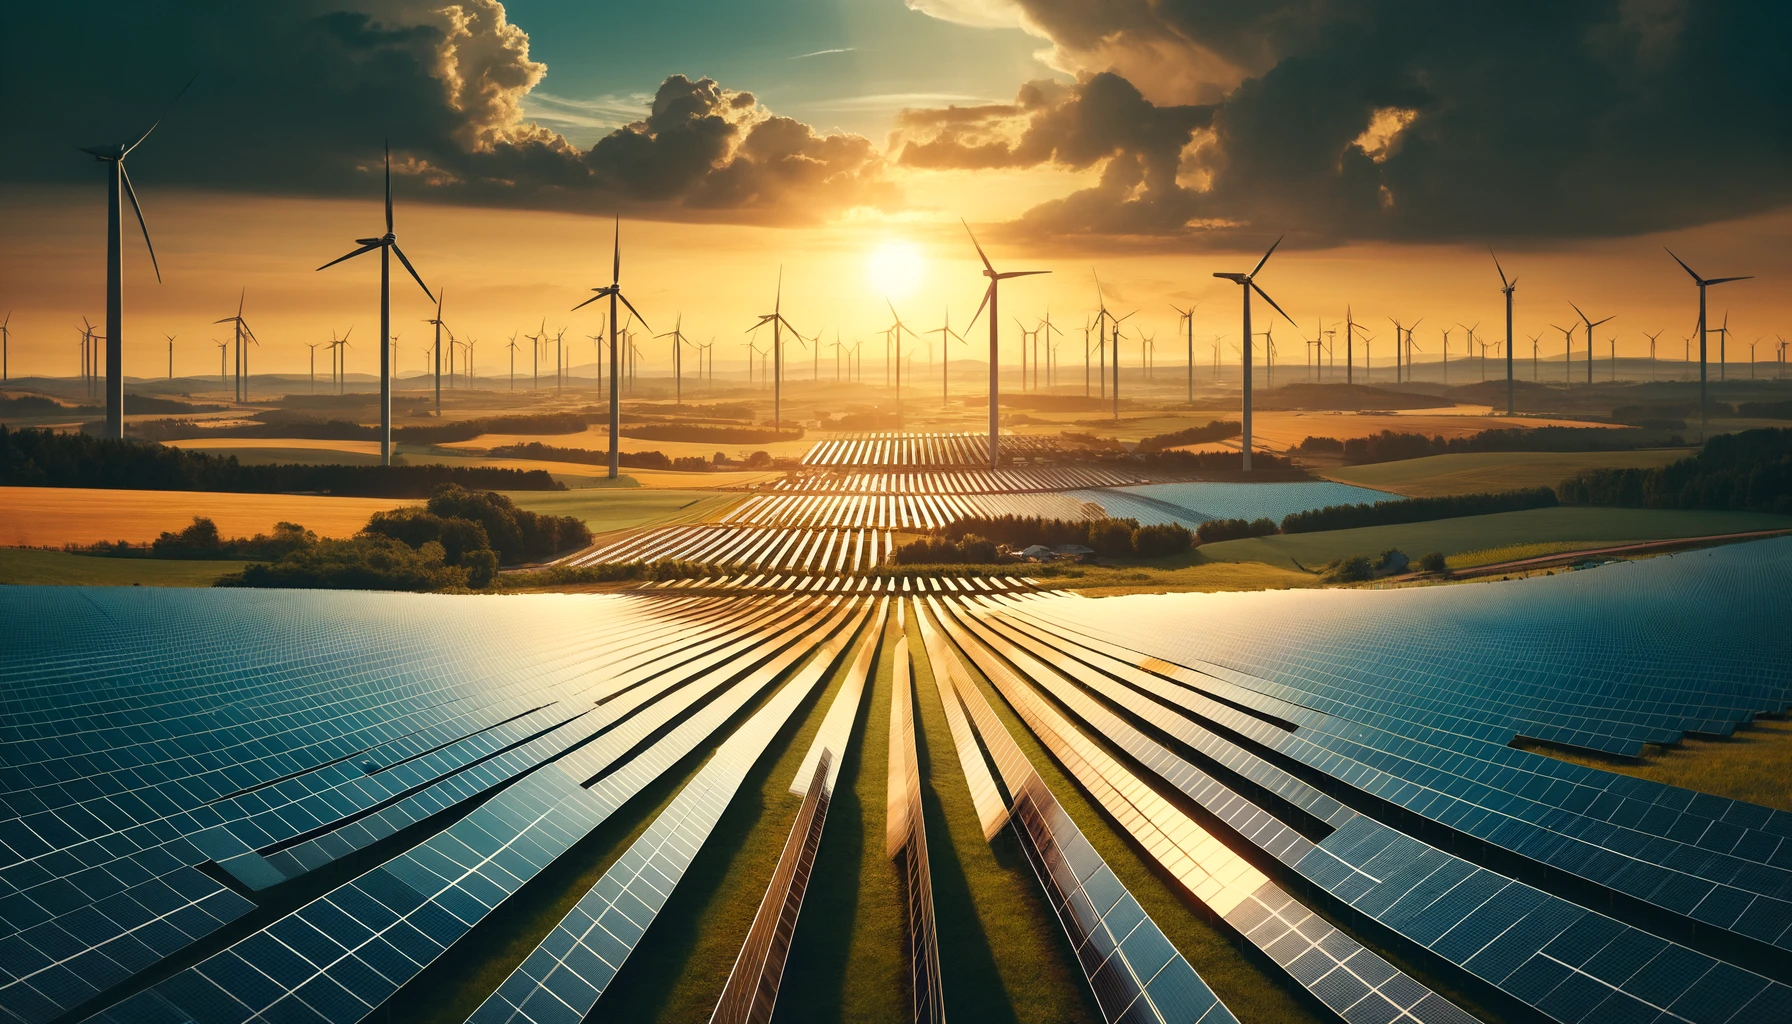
[962,220,1048,469]
[1492,250,1518,415]
[317,143,433,466]
[572,218,650,479]
[1214,237,1296,472]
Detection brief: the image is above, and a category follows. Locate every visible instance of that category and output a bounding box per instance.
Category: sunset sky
[2,1,1788,380]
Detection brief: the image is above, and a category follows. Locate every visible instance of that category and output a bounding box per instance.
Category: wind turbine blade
[1707,275,1753,285]
[615,292,651,332]
[966,283,993,331]
[384,142,393,233]
[1569,301,1592,325]
[1662,248,1703,284]
[997,270,1049,280]
[317,242,380,272]
[1252,282,1298,327]
[960,219,995,275]
[611,217,621,284]
[390,243,434,302]
[1250,235,1284,278]
[119,167,161,283]
[1490,248,1510,289]
[122,74,198,157]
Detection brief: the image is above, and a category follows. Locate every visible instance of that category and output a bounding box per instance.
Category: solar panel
[465,603,876,1024]
[914,598,1241,1024]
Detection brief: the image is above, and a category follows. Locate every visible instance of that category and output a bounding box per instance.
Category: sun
[867,240,924,299]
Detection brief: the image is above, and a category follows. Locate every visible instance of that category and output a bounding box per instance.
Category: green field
[1518,718,1792,815]
[0,548,246,587]
[1198,506,1792,571]
[502,488,739,535]
[1320,448,1694,497]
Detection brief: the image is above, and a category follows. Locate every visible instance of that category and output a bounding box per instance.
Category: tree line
[0,426,562,496]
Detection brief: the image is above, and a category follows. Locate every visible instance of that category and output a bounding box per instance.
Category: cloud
[900,0,1792,245]
[789,47,857,60]
[0,0,895,225]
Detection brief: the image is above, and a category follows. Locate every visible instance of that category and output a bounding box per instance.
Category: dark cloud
[902,0,1792,245]
[0,1,894,223]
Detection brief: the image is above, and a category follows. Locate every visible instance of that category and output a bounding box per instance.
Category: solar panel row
[884,614,945,1024]
[957,593,1792,1023]
[913,601,1241,1024]
[1006,551,1792,966]
[770,464,1151,495]
[464,601,875,1024]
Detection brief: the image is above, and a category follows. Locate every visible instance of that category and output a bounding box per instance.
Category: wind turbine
[1528,333,1542,380]
[1492,250,1518,415]
[656,314,689,405]
[1457,322,1480,382]
[572,219,650,478]
[526,319,546,389]
[82,76,193,438]
[214,290,256,404]
[1711,312,1733,384]
[506,333,520,390]
[1552,323,1576,383]
[305,341,322,393]
[0,312,10,381]
[745,268,801,427]
[317,143,433,466]
[887,300,919,429]
[1665,249,1751,436]
[1214,238,1295,471]
[211,339,226,389]
[1109,310,1135,420]
[929,308,964,406]
[1644,329,1663,381]
[424,290,452,416]
[1345,306,1371,384]
[1172,304,1196,403]
[1091,273,1115,398]
[1569,302,1614,386]
[1038,312,1062,392]
[164,333,175,382]
[333,335,353,395]
[962,220,1048,469]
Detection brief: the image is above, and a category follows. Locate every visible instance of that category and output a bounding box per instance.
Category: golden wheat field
[0,487,417,546]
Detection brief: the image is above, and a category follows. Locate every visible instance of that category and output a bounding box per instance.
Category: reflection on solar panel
[1,532,1787,1024]
[885,607,945,1024]
[464,600,874,1024]
[915,599,1241,1024]
[929,595,1475,1024]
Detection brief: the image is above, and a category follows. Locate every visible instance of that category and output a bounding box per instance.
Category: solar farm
[2,425,1790,1024]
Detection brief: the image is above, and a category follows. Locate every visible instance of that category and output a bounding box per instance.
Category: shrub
[424,484,590,563]
[362,507,490,565]
[1321,555,1374,582]
[1280,487,1558,533]
[1131,522,1192,557]
[215,535,469,591]
[1195,518,1278,543]
[1419,551,1448,573]
[1086,519,1137,556]
[1294,435,1345,453]
[671,456,711,472]
[893,534,1008,565]
[1137,420,1240,452]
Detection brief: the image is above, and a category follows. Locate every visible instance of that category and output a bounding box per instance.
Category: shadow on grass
[911,686,1023,1024]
